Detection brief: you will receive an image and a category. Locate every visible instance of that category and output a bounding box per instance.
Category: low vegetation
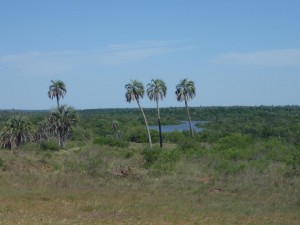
[0,106,299,224]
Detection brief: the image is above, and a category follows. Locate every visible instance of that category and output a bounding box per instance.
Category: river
[149,121,205,133]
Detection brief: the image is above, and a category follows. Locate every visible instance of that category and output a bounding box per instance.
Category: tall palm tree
[48,80,67,108]
[147,79,167,148]
[175,78,196,137]
[125,80,152,147]
[0,115,33,149]
[48,105,78,148]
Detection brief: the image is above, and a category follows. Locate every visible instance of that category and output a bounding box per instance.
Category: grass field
[0,143,299,225]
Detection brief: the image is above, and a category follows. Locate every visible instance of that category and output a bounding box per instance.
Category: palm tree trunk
[56,96,60,108]
[185,99,194,137]
[137,100,152,148]
[156,100,163,148]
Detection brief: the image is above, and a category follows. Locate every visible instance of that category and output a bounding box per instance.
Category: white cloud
[0,40,192,77]
[211,49,300,66]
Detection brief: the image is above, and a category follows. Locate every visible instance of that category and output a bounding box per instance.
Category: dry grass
[0,146,299,225]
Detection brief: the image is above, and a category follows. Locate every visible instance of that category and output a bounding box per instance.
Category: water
[149,121,205,133]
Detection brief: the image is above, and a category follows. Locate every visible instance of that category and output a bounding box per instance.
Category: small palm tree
[125,80,152,147]
[34,120,51,142]
[48,80,67,108]
[48,105,78,148]
[111,120,123,140]
[0,115,33,149]
[111,120,119,133]
[175,78,196,137]
[147,79,167,148]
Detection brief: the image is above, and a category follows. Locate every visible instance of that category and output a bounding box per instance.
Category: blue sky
[0,0,300,109]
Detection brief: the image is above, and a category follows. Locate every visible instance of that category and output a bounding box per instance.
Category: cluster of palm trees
[125,78,196,148]
[0,115,33,149]
[0,80,77,149]
[0,78,195,150]
[47,80,78,148]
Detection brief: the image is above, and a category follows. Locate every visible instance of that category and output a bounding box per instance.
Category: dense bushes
[142,147,180,171]
[93,136,129,148]
[40,140,60,151]
[1,106,300,179]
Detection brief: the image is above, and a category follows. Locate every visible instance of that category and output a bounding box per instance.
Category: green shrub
[262,138,294,162]
[71,126,93,142]
[178,138,199,151]
[216,133,252,151]
[142,147,161,168]
[152,149,180,171]
[40,140,60,151]
[93,136,129,148]
[163,131,185,143]
[126,127,148,143]
[214,159,247,176]
[223,147,255,161]
[286,148,300,176]
[183,147,207,160]
[142,147,180,171]
[150,129,159,143]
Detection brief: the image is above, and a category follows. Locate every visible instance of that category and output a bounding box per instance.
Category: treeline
[1,104,300,175]
[1,105,300,146]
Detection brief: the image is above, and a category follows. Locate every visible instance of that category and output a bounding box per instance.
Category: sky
[0,0,300,110]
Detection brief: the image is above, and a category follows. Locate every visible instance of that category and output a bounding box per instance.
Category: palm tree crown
[48,80,67,108]
[125,80,145,103]
[175,79,196,102]
[147,79,167,103]
[48,105,78,148]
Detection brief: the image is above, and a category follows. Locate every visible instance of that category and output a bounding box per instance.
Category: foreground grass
[0,145,299,225]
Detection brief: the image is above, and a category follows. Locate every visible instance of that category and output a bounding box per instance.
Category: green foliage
[70,126,93,146]
[222,147,256,161]
[152,149,180,171]
[93,136,129,148]
[48,79,67,108]
[178,137,199,151]
[48,105,78,148]
[215,133,253,151]
[286,148,300,176]
[0,115,33,149]
[142,147,161,167]
[0,106,299,179]
[163,131,185,143]
[142,147,180,171]
[40,140,60,151]
[127,127,148,143]
[214,159,247,176]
